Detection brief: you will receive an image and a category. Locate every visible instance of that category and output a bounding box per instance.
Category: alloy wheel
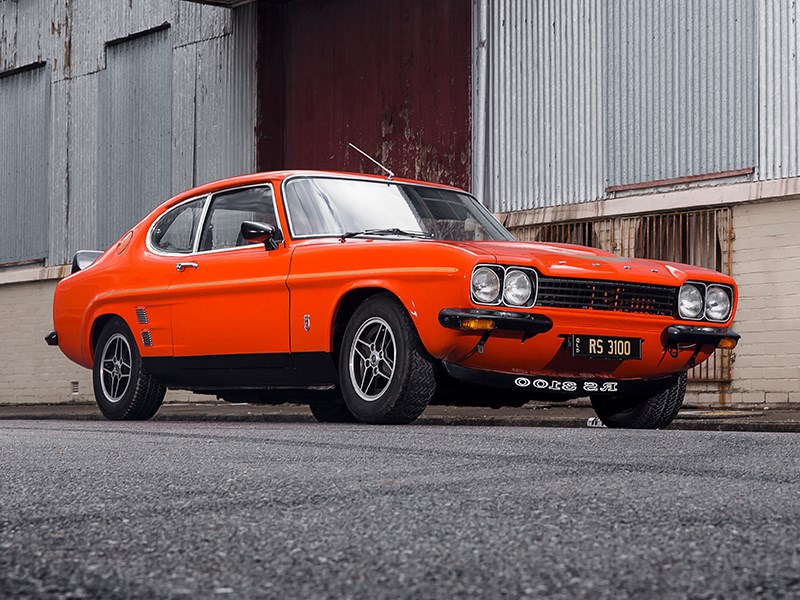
[99,333,132,403]
[348,317,397,401]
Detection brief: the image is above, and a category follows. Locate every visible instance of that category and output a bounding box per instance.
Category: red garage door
[257,0,471,190]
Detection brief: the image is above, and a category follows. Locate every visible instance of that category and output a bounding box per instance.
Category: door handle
[176,262,199,272]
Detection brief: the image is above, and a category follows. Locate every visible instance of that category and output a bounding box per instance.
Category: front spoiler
[443,361,678,398]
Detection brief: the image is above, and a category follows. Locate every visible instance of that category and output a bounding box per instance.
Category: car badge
[304,315,311,331]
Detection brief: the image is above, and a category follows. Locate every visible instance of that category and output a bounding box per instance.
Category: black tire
[338,294,436,424]
[590,372,687,429]
[309,398,358,423]
[92,317,166,421]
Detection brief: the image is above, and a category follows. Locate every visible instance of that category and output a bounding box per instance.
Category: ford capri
[47,171,739,428]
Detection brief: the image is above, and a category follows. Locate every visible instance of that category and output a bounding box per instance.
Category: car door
[167,184,292,384]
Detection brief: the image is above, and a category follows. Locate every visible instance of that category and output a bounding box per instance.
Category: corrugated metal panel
[605,0,757,188]
[473,0,605,212]
[192,4,255,186]
[48,79,69,265]
[758,0,800,180]
[0,65,49,265]
[68,73,99,254]
[97,28,172,249]
[71,0,172,78]
[282,0,471,190]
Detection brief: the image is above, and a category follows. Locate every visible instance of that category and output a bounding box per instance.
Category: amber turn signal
[460,318,496,331]
[718,337,738,350]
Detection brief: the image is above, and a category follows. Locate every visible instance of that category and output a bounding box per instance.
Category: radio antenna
[348,143,394,180]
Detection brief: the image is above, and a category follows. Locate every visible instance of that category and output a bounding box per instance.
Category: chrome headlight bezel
[503,269,533,307]
[704,284,733,322]
[471,264,538,308]
[470,266,503,305]
[678,283,704,320]
[678,281,734,323]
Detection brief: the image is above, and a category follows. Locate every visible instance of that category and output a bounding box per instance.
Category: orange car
[47,171,739,428]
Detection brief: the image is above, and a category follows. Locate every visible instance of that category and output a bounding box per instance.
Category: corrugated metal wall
[0,65,49,265]
[758,0,800,181]
[473,0,604,211]
[474,0,773,213]
[0,0,256,265]
[605,0,757,188]
[98,28,172,249]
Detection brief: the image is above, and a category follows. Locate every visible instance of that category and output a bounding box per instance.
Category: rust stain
[63,37,71,71]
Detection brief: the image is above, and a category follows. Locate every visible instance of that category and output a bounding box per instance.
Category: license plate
[571,335,642,360]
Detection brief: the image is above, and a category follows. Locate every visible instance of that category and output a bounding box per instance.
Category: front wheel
[339,294,436,424]
[590,373,687,429]
[92,317,166,420]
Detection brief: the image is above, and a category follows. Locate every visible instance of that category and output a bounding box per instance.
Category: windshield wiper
[339,228,433,241]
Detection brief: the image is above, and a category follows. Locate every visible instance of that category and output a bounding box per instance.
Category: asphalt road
[1,422,799,599]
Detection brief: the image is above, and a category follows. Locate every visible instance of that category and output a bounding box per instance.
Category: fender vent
[135,307,149,324]
[70,381,79,395]
[141,330,153,347]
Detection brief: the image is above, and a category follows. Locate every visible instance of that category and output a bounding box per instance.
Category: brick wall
[0,278,211,405]
[728,198,800,405]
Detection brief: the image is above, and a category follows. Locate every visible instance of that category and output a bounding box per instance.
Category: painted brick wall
[0,279,210,405]
[728,198,800,405]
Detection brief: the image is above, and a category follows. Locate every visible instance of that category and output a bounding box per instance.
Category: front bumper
[664,324,740,348]
[438,308,553,336]
[436,307,739,380]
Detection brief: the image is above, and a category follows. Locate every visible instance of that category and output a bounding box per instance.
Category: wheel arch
[331,287,406,360]
[88,313,127,363]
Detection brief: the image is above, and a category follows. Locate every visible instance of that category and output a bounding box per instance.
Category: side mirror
[240,221,282,250]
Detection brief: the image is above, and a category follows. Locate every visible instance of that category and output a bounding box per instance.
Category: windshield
[283,177,515,242]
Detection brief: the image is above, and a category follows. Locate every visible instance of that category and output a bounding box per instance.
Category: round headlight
[679,284,704,319]
[503,269,533,306]
[705,285,731,321]
[472,267,501,304]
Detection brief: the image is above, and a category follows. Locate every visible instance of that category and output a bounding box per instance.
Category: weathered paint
[280,0,472,190]
[98,27,172,250]
[0,0,255,266]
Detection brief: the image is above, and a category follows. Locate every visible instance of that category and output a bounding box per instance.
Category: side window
[198,186,280,252]
[150,197,206,253]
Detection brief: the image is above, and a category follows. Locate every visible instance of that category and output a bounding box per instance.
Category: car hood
[446,240,723,286]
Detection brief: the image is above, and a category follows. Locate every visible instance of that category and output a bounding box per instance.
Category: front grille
[536,277,677,316]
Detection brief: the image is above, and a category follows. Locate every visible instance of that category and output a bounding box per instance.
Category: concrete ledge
[501,175,800,227]
[0,265,71,286]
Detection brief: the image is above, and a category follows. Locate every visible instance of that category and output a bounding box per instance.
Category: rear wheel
[590,373,687,429]
[339,294,435,424]
[92,317,166,420]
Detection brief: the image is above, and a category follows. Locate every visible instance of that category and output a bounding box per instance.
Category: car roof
[169,170,466,206]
